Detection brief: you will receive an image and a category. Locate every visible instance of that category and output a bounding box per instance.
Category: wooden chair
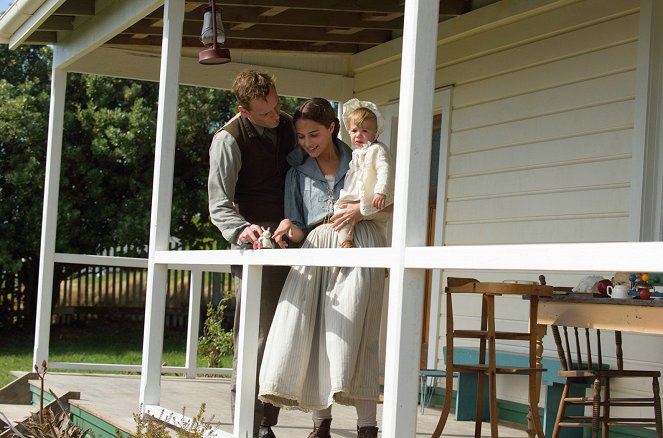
[432,277,553,438]
[551,325,663,438]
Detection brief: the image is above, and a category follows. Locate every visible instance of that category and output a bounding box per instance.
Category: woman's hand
[331,201,362,232]
[273,218,305,248]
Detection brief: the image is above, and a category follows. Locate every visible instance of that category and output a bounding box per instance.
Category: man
[208,70,295,438]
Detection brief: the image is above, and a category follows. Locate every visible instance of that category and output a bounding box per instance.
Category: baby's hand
[372,193,386,210]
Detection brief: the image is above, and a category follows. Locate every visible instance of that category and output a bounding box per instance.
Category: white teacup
[607,284,630,299]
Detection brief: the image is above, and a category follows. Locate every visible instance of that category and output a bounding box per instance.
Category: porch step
[0,403,37,430]
[0,371,37,432]
[0,372,83,436]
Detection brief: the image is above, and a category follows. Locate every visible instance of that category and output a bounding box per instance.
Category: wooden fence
[1,259,234,330]
[54,263,234,328]
[0,270,27,330]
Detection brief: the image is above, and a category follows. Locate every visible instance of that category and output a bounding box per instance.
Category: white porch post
[427,88,453,370]
[631,0,663,241]
[139,0,184,405]
[185,269,203,379]
[233,264,263,438]
[33,63,67,369]
[382,0,439,437]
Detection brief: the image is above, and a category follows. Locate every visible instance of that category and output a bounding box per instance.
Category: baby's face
[348,119,378,148]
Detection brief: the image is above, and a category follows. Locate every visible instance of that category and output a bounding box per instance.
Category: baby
[334,98,394,248]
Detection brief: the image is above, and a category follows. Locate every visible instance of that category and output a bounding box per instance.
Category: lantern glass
[201,9,226,46]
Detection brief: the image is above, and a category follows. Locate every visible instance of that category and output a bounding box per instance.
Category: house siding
[353,0,658,411]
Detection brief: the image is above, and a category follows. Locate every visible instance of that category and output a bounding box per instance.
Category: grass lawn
[0,320,232,388]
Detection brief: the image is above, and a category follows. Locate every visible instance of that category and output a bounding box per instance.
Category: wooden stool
[431,277,553,438]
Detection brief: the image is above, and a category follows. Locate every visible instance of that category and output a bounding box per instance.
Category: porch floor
[3,372,529,437]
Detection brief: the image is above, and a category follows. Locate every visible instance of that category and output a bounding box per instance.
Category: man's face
[239,86,281,129]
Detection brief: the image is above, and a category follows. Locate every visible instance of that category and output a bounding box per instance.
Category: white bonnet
[342,98,385,136]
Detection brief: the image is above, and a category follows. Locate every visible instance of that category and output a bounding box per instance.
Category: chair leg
[527,372,545,437]
[602,377,610,438]
[551,382,570,438]
[488,371,499,437]
[474,295,489,437]
[485,295,498,437]
[432,292,455,438]
[653,377,662,437]
[431,377,453,438]
[591,377,601,438]
[474,373,485,438]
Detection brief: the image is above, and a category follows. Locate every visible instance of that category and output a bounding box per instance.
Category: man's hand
[238,224,263,247]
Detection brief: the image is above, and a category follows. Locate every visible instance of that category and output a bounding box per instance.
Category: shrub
[133,404,214,438]
[198,294,234,368]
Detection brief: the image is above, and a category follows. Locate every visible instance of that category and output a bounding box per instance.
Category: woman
[258,98,387,438]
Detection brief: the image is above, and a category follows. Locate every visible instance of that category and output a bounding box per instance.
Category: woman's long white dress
[258,220,386,411]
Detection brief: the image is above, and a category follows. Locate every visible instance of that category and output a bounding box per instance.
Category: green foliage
[279,95,307,115]
[0,41,306,329]
[0,45,51,274]
[133,404,214,438]
[0,44,240,327]
[198,297,234,368]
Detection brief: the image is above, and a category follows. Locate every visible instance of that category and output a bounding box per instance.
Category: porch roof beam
[52,0,162,70]
[8,0,67,49]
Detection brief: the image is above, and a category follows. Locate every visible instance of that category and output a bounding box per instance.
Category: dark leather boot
[307,418,332,438]
[357,426,378,438]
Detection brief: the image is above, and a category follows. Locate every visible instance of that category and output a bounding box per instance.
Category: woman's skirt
[258,220,386,411]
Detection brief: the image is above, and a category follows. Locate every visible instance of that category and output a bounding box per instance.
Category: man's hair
[232,70,276,110]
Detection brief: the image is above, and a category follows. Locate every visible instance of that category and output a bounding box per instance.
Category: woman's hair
[232,70,275,110]
[346,107,378,131]
[293,98,340,138]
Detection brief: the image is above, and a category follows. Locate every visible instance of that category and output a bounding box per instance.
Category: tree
[0,45,241,327]
[0,45,52,327]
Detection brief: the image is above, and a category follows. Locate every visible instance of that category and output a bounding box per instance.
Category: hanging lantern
[198,1,231,65]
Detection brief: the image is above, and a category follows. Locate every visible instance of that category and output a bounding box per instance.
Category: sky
[0,0,12,15]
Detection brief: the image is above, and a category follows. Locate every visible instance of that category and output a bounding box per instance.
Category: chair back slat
[563,326,573,369]
[584,328,593,370]
[597,329,603,370]
[615,330,624,370]
[573,327,583,369]
[554,325,611,371]
[551,325,569,370]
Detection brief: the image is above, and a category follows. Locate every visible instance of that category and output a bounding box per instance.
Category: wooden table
[538,293,663,334]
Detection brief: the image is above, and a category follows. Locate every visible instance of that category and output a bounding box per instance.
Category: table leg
[527,323,548,437]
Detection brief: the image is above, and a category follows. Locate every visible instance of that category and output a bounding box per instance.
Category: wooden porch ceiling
[27,0,500,54]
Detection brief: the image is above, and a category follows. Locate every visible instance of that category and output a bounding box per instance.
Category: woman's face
[295,118,335,158]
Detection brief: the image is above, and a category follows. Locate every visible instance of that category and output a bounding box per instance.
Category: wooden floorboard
[2,372,529,437]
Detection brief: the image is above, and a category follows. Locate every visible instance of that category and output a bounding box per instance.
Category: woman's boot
[357,426,378,438]
[307,419,332,438]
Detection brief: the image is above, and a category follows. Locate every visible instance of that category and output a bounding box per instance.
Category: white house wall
[353,0,658,410]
